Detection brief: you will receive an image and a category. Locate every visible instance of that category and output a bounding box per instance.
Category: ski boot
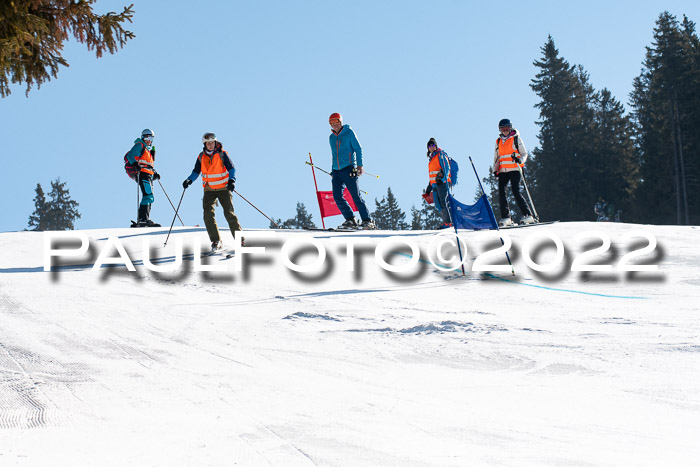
[136,205,160,227]
[339,217,358,229]
[499,217,513,227]
[360,219,376,230]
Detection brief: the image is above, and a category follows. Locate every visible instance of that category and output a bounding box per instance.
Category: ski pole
[233,189,280,228]
[362,170,380,179]
[470,156,514,276]
[304,161,332,176]
[446,190,466,277]
[157,179,185,226]
[308,153,326,229]
[136,181,140,222]
[304,161,369,195]
[164,188,186,247]
[514,153,539,221]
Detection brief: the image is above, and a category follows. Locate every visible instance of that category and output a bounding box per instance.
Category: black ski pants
[498,171,531,219]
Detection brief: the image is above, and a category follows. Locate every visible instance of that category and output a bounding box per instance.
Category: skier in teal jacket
[328,113,375,229]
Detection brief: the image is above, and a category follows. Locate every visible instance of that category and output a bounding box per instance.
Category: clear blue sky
[2,0,698,232]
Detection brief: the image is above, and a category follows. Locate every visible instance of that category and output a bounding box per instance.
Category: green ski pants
[202,189,242,243]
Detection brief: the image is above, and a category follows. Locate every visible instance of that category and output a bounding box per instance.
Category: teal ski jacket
[329,125,363,171]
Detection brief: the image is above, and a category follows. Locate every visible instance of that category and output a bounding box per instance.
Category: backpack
[448,157,459,186]
[124,143,155,181]
[124,153,139,181]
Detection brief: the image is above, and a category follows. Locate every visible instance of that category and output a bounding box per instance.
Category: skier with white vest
[493,118,535,227]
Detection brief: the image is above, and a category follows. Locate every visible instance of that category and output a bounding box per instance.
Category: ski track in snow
[0,222,699,466]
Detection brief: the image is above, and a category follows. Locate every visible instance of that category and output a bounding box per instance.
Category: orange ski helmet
[329,113,343,125]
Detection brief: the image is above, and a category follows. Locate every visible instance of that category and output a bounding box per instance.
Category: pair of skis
[499,220,559,229]
[305,226,375,232]
[201,242,243,259]
[201,248,236,259]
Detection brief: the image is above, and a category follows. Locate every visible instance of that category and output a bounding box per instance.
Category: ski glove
[183,179,193,189]
[512,155,521,165]
[227,179,235,191]
[425,183,433,195]
[152,172,161,181]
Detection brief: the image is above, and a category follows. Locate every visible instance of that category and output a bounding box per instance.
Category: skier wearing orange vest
[126,128,161,227]
[424,137,452,228]
[182,132,243,252]
[493,119,534,227]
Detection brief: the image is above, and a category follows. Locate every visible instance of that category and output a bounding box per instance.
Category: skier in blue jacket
[328,113,375,229]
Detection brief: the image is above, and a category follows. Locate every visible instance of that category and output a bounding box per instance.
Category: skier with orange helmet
[328,113,375,229]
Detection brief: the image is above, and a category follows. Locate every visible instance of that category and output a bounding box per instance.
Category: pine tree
[273,202,317,229]
[292,202,316,229]
[384,187,408,230]
[418,199,443,230]
[410,205,422,230]
[28,178,80,230]
[589,88,638,220]
[372,187,408,230]
[27,183,49,231]
[529,36,629,222]
[371,196,390,229]
[630,12,699,224]
[1,1,135,97]
[530,37,578,221]
[46,178,81,230]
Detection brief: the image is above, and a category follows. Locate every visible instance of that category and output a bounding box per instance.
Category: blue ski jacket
[329,125,363,171]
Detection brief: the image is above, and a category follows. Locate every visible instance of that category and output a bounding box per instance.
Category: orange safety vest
[135,143,155,175]
[199,151,229,190]
[428,150,451,185]
[495,135,522,174]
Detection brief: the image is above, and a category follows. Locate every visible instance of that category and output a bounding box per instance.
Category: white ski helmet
[141,128,155,139]
[202,132,217,143]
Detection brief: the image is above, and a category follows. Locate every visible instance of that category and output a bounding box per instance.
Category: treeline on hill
[515,11,698,225]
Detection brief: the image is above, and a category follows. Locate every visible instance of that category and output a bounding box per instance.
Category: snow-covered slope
[1,223,699,466]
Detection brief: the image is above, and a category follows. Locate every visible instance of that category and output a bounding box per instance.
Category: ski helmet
[498,119,512,129]
[329,113,343,125]
[202,132,217,143]
[141,128,155,139]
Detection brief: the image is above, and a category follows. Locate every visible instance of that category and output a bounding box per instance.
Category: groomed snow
[1,222,699,466]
